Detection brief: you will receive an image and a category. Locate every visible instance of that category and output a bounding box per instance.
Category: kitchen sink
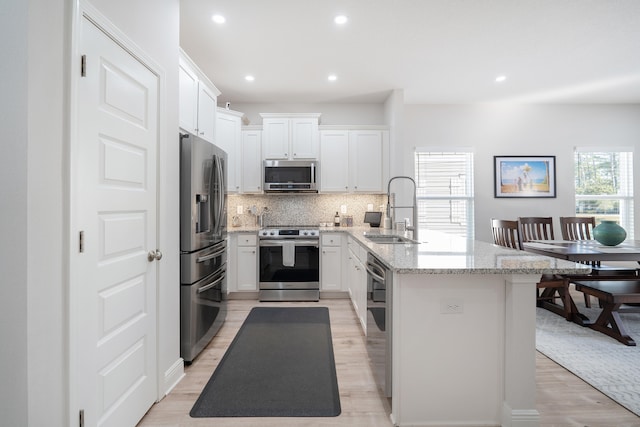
[364,234,420,244]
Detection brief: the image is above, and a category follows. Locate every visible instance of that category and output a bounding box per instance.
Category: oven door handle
[259,239,319,247]
[196,247,226,263]
[197,271,226,294]
[365,262,386,283]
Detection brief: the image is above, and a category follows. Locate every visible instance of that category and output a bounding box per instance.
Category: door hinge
[81,55,86,77]
[79,231,85,253]
[79,409,84,427]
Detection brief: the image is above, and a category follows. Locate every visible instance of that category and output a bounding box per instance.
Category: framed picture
[494,155,556,198]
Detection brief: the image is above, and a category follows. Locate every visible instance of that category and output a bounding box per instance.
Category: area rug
[536,302,640,416]
[190,306,341,417]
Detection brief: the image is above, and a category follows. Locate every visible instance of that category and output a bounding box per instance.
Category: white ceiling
[180,0,640,105]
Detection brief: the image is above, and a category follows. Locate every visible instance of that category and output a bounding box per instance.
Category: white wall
[231,102,385,125]
[384,89,405,178]
[26,1,68,426]
[1,1,30,425]
[403,104,640,242]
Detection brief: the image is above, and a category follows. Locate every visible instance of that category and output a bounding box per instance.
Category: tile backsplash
[228,193,386,228]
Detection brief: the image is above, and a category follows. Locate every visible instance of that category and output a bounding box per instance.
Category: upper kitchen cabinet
[320,127,389,193]
[216,108,246,193]
[319,130,349,192]
[260,113,321,160]
[179,49,220,143]
[241,127,263,193]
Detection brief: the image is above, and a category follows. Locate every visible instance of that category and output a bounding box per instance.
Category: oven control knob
[270,231,275,235]
[302,231,308,236]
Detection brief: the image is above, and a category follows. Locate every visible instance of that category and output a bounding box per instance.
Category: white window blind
[414,149,474,238]
[574,148,634,239]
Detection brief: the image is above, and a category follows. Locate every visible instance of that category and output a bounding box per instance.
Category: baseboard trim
[502,402,540,427]
[162,358,185,398]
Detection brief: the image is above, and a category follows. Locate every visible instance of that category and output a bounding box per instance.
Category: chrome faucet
[387,176,418,241]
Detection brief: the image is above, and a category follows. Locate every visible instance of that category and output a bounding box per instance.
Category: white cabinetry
[241,127,263,193]
[234,233,258,292]
[347,237,368,333]
[261,113,321,160]
[216,108,245,193]
[319,127,389,193]
[349,130,387,193]
[320,233,343,292]
[319,131,349,192]
[178,50,220,143]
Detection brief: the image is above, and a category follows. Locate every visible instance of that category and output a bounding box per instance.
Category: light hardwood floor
[138,299,640,427]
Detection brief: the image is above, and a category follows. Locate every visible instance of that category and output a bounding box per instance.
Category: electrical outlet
[367,203,374,211]
[440,299,464,314]
[341,204,347,214]
[237,205,243,214]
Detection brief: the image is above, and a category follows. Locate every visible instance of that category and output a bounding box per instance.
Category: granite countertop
[325,227,591,275]
[228,225,591,275]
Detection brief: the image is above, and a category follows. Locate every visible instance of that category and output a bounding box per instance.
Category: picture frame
[494,155,556,198]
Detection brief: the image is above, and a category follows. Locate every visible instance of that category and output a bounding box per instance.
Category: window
[414,149,474,238]
[574,148,634,239]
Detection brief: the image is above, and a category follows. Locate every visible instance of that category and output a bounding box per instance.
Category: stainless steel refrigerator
[179,132,227,363]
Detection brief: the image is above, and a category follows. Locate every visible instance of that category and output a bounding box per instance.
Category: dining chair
[490,218,522,250]
[516,216,573,320]
[559,216,595,241]
[518,216,555,242]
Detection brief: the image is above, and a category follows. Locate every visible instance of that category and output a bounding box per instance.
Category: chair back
[559,216,595,240]
[518,217,555,242]
[491,219,522,250]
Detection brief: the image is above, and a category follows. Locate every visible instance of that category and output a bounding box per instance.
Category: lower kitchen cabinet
[320,233,343,292]
[347,237,367,333]
[230,233,258,292]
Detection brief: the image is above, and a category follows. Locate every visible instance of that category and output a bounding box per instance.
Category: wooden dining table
[522,239,640,263]
[523,239,640,344]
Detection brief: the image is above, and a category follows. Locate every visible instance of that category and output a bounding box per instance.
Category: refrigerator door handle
[214,154,225,236]
[209,154,221,238]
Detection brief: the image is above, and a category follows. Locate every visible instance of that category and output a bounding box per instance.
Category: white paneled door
[74,16,158,427]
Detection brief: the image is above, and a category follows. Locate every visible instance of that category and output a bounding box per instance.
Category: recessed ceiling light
[334,15,348,25]
[495,75,507,83]
[211,14,226,24]
[328,74,337,82]
[245,75,255,82]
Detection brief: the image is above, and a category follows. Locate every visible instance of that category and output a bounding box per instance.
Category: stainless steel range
[258,226,320,301]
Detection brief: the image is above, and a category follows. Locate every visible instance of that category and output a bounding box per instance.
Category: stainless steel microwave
[263,160,318,193]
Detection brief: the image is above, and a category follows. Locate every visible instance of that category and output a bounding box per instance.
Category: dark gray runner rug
[190,307,341,417]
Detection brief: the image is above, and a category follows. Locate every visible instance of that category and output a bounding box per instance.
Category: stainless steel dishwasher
[366,252,392,399]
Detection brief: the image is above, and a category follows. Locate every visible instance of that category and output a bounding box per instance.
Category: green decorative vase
[593,220,626,246]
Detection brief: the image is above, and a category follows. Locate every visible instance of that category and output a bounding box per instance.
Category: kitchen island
[340,227,590,427]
